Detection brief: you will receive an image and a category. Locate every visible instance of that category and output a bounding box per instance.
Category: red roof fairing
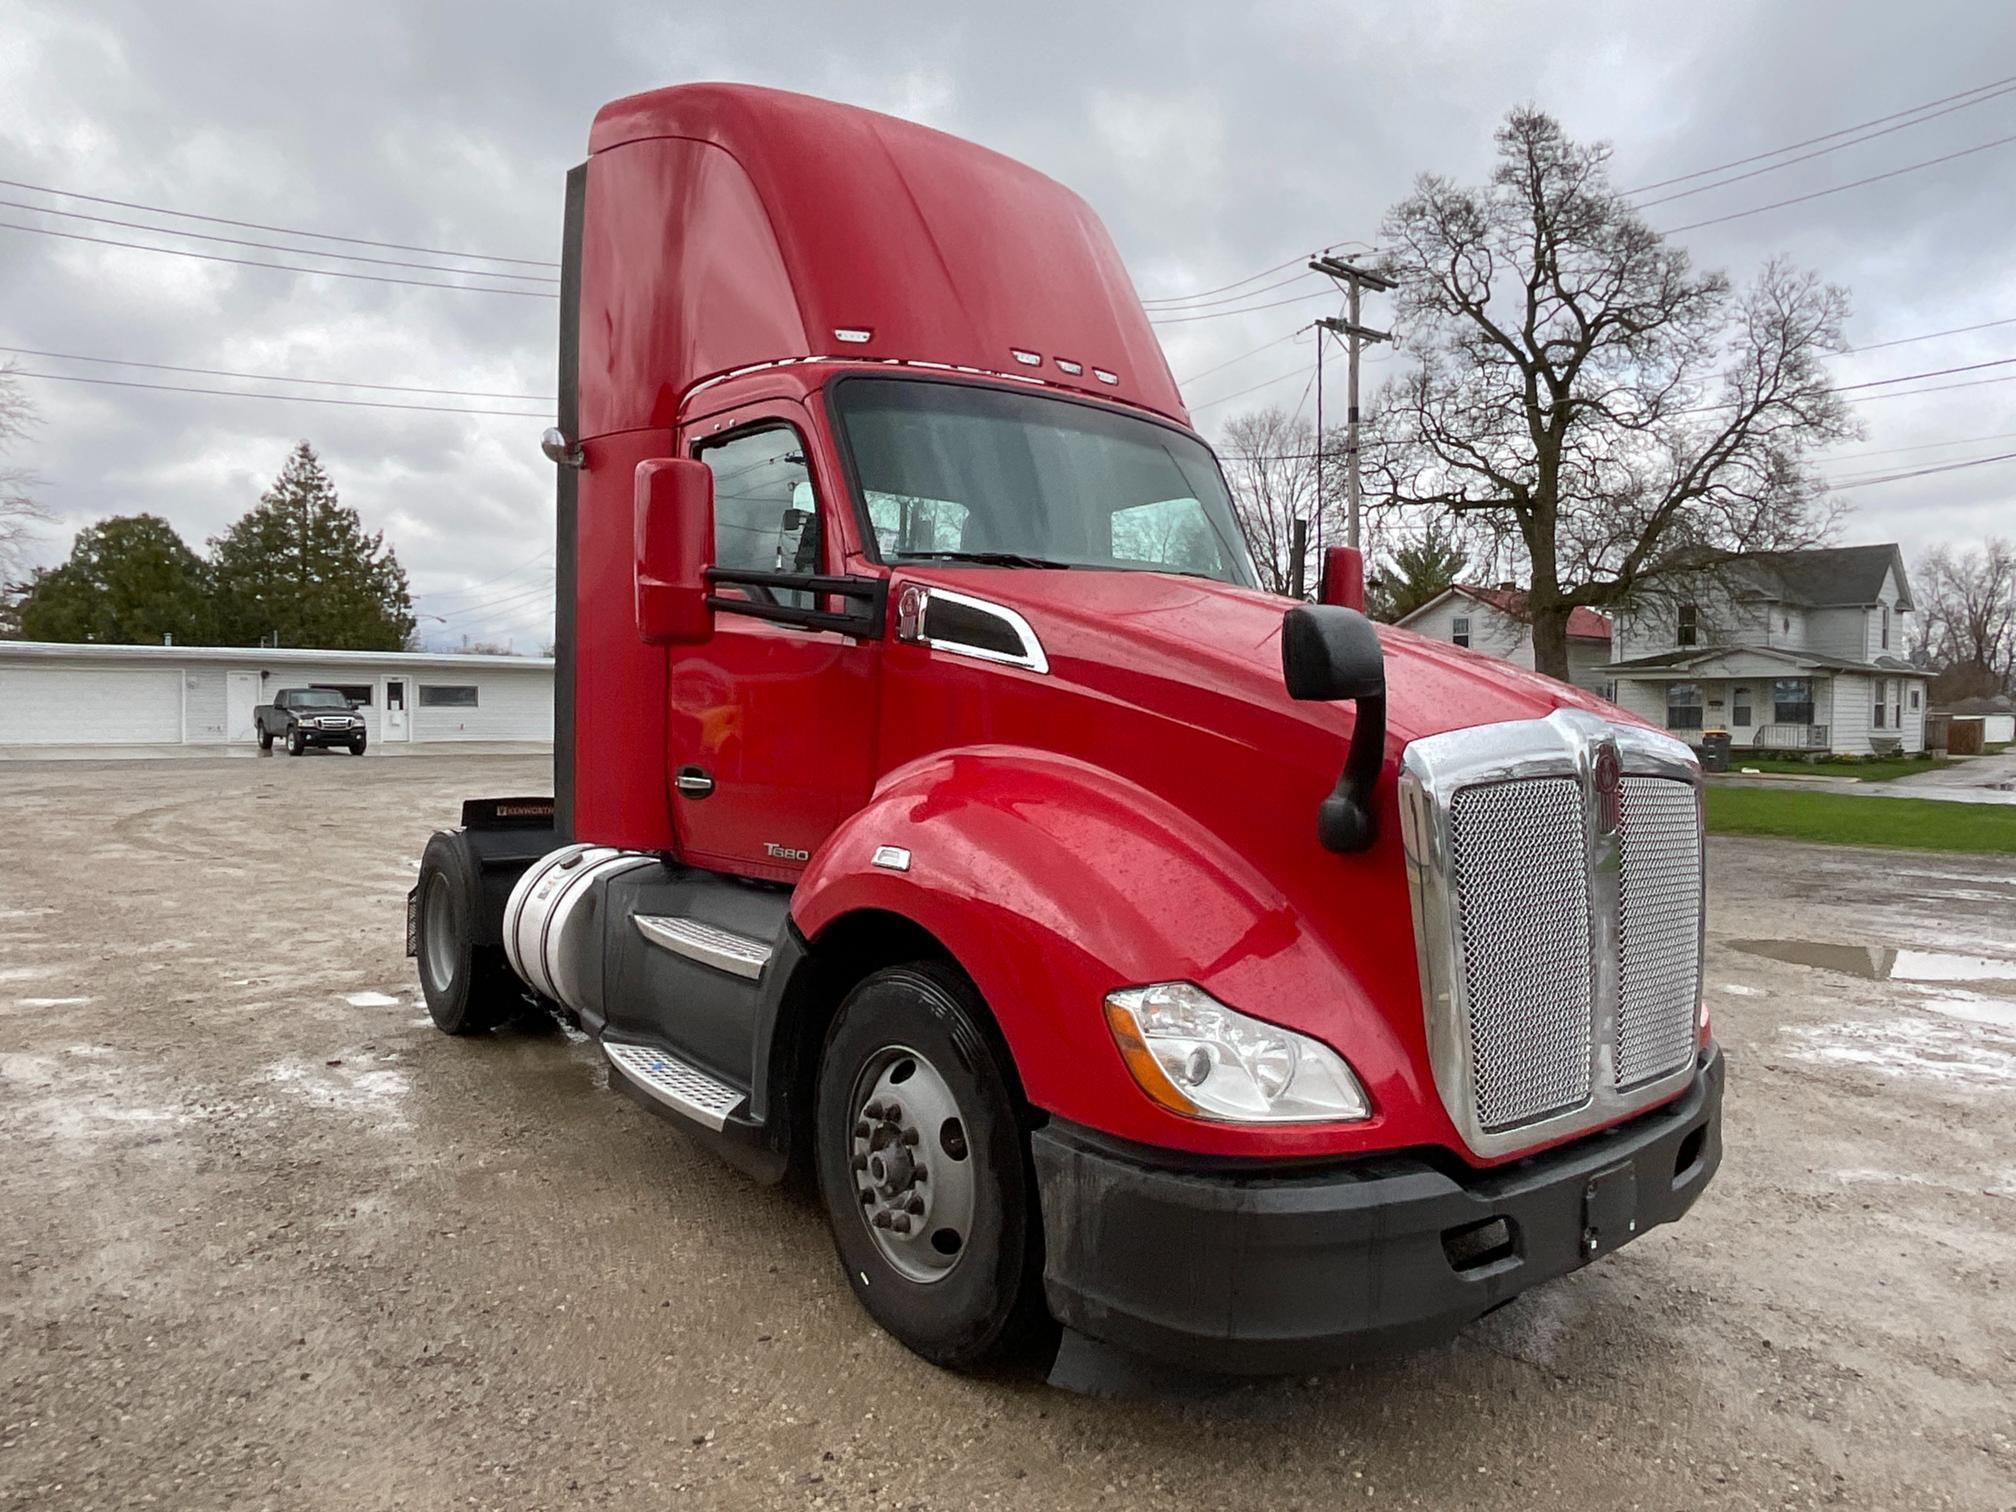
[579,83,1187,436]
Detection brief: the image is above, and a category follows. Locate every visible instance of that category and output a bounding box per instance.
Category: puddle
[1730,939,2016,985]
[1910,988,2016,1034]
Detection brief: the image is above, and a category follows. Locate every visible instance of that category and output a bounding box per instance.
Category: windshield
[832,378,1257,587]
[290,690,348,708]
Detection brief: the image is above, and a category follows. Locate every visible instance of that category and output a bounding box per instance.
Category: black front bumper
[1032,1045,1723,1374]
[294,727,363,745]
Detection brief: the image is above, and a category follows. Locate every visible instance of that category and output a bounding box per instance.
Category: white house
[1397,584,1615,696]
[0,642,554,748]
[1605,544,1930,756]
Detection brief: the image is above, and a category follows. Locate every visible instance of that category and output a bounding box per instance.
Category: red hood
[920,568,1627,750]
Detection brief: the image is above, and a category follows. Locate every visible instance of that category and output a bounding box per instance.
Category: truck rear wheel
[813,962,1053,1371]
[258,727,273,750]
[415,831,519,1035]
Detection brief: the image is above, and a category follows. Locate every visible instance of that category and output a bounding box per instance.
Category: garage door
[0,667,184,744]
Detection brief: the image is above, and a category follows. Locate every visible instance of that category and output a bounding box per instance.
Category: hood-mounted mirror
[1282,604,1387,853]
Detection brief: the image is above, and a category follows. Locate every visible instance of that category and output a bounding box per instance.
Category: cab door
[667,398,880,881]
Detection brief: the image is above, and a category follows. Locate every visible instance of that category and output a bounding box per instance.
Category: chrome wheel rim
[847,1044,976,1284]
[421,872,457,995]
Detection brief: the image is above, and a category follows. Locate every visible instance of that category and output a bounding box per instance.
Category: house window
[1880,603,1891,650]
[418,685,479,708]
[1773,677,1814,725]
[1893,685,1904,728]
[1731,686,1752,726]
[1910,687,1921,710]
[1451,614,1471,649]
[311,682,373,706]
[1666,682,1704,731]
[1874,679,1887,729]
[1677,603,1699,647]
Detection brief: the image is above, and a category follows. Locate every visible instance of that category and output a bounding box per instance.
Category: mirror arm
[1316,691,1384,853]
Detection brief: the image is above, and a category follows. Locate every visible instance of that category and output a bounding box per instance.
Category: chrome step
[604,1042,745,1131]
[634,915,772,980]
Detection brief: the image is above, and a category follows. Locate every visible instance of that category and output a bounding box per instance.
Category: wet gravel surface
[2,754,2013,1510]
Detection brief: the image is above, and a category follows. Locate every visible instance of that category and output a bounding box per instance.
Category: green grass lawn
[1705,786,2016,854]
[1727,754,1952,782]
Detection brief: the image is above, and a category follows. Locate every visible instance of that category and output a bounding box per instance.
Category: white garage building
[0,642,554,748]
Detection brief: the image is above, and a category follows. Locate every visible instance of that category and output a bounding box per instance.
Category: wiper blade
[894,550,1076,569]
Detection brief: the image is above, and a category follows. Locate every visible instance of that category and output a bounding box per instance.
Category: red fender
[791,745,1445,1160]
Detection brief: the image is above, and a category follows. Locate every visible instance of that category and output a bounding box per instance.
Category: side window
[1451,615,1471,649]
[699,424,819,610]
[1109,497,1225,575]
[1677,603,1699,647]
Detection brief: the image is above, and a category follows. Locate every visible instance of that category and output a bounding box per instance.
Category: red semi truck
[410,83,1723,1374]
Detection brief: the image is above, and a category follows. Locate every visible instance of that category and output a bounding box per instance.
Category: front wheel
[813,962,1053,1371]
[348,737,367,756]
[286,727,304,756]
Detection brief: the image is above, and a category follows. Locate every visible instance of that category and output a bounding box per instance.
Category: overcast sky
[3,1,2013,648]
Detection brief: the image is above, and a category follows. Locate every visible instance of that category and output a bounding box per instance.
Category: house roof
[0,640,554,670]
[1947,694,2016,715]
[1717,543,1913,611]
[1398,584,1612,640]
[1608,643,1928,677]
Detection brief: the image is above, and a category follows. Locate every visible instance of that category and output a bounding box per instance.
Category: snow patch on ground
[1719,983,1766,998]
[15,996,94,1008]
[1786,1016,2016,1088]
[0,907,56,920]
[0,965,56,982]
[265,1057,411,1127]
[344,991,401,1008]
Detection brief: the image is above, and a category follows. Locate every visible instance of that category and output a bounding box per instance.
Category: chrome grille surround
[1398,709,1704,1158]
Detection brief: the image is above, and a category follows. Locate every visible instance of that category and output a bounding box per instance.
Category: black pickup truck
[255,688,368,756]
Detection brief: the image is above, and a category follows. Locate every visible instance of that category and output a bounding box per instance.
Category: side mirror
[1282,604,1387,853]
[634,458,715,645]
[1318,546,1365,612]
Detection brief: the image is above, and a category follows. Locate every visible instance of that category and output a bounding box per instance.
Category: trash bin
[1699,729,1731,773]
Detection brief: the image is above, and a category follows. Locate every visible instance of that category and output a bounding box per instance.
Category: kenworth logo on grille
[1592,744,1623,835]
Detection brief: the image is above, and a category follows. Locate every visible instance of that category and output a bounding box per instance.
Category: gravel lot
[3,754,2013,1511]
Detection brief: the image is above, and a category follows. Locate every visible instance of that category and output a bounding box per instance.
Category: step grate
[604,1042,744,1131]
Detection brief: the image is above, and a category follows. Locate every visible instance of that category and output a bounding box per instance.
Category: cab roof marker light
[833,328,873,343]
[1011,348,1042,366]
[1093,368,1120,385]
[1055,358,1084,375]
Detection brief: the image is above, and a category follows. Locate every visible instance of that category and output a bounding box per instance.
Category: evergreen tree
[209,442,415,650]
[16,513,212,644]
[1368,528,1470,623]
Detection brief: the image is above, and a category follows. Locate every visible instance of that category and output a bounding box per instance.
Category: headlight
[1103,982,1370,1123]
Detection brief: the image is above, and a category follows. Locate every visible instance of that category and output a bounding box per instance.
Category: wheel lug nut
[853,1120,870,1139]
[872,1210,893,1229]
[851,1153,867,1172]
[864,1102,883,1121]
[889,1214,911,1234]
[884,1102,902,1122]
[913,1165,927,1182]
[906,1195,924,1215]
[901,1127,920,1146]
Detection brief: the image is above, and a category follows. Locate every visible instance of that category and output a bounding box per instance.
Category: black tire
[348,737,367,756]
[257,726,273,750]
[286,727,304,756]
[415,831,518,1035]
[813,961,1053,1371]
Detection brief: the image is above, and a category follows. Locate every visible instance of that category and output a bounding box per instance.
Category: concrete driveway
[2,754,2013,1510]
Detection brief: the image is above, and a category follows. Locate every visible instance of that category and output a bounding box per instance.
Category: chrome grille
[1400,710,1706,1158]
[1615,776,1702,1086]
[1448,778,1593,1131]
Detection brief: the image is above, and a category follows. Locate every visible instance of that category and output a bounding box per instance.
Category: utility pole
[1310,257,1395,552]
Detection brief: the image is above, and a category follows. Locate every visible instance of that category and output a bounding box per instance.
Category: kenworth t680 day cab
[410,83,1723,1374]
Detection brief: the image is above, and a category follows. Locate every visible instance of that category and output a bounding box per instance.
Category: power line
[1825,449,2016,491]
[1846,314,2016,354]
[0,345,554,402]
[1659,129,2016,235]
[9,369,549,417]
[1141,253,1310,306]
[1188,363,1315,413]
[1138,270,1322,313]
[415,548,557,602]
[0,220,560,297]
[0,175,556,268]
[1830,353,2016,393]
[434,581,556,621]
[1629,81,2016,211]
[1820,427,2016,463]
[1175,326,1311,386]
[1622,72,2016,194]
[0,198,562,283]
[1149,288,1341,327]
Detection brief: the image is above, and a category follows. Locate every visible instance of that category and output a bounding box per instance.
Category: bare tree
[1219,406,1322,596]
[1367,109,1857,678]
[0,364,51,582]
[1915,539,2016,696]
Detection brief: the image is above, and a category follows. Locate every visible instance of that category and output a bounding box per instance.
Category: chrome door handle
[675,767,714,798]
